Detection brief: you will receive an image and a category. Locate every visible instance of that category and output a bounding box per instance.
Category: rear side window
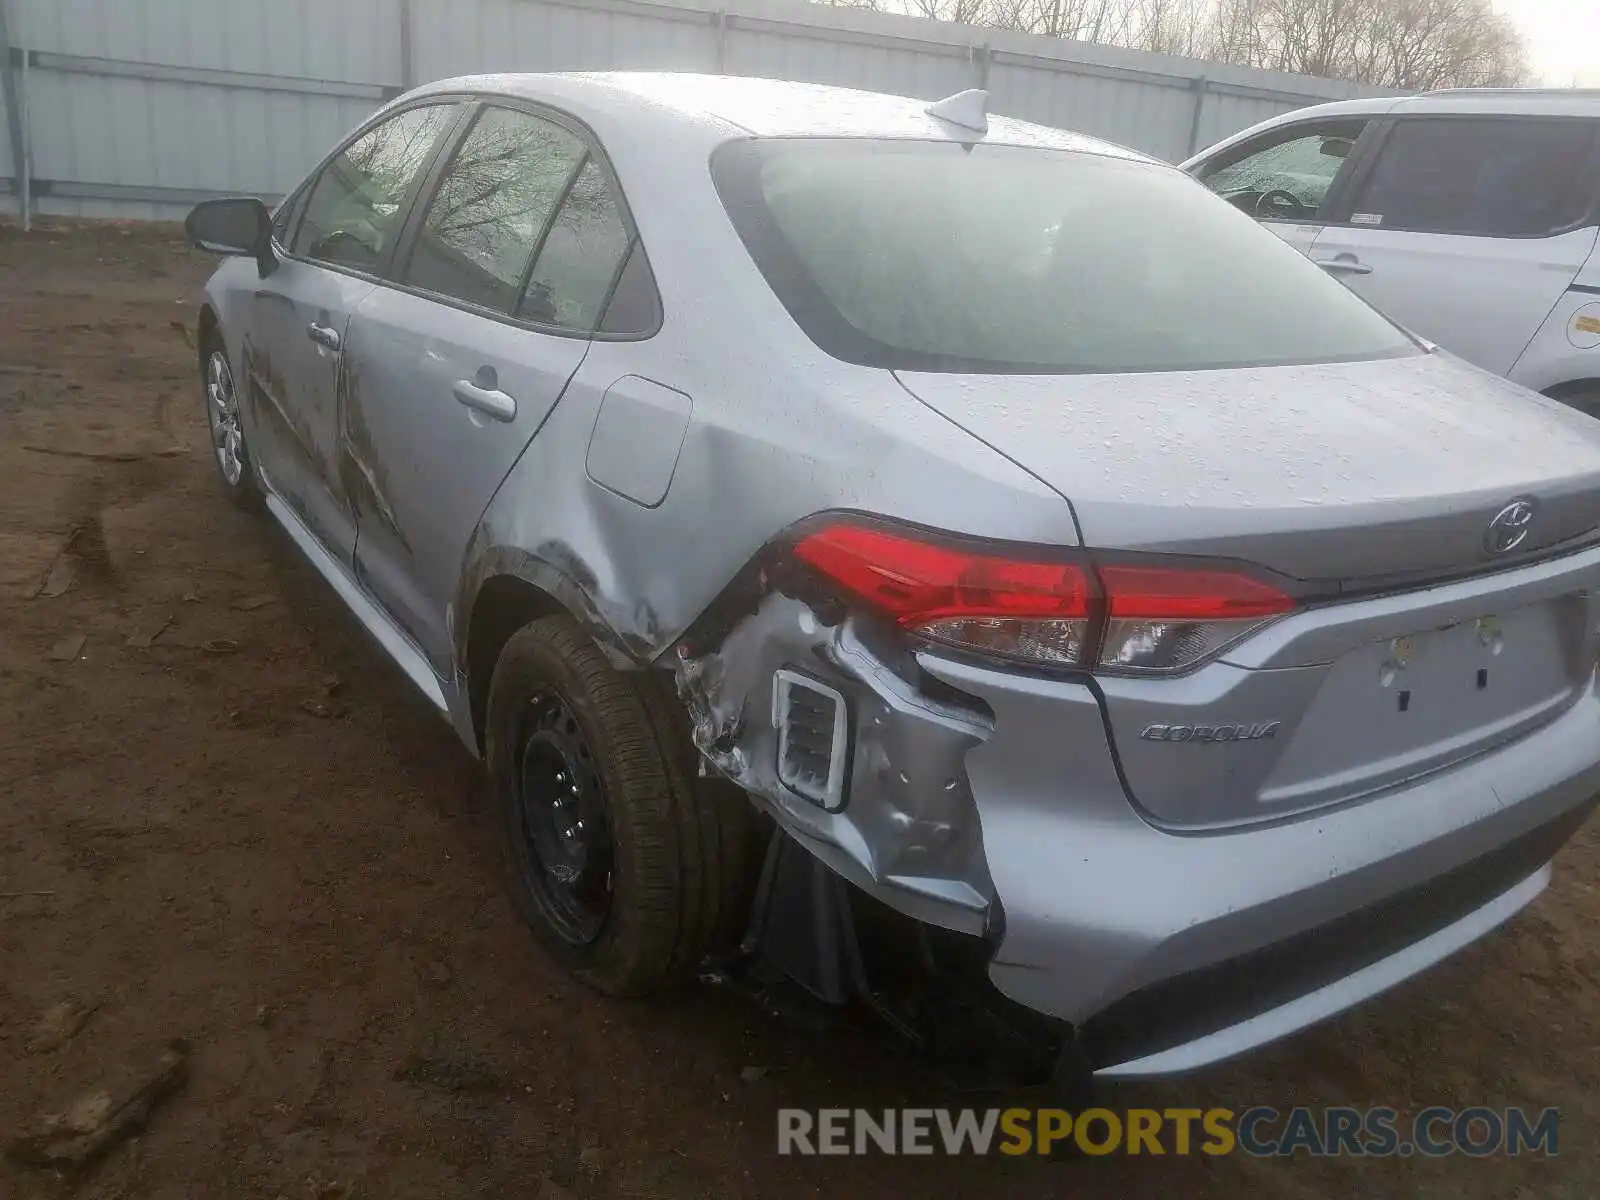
[520,159,635,331]
[598,240,663,336]
[403,106,588,313]
[293,103,459,271]
[1350,118,1598,238]
[713,138,1413,374]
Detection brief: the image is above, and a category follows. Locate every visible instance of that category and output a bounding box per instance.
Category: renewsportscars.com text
[777,1106,1560,1157]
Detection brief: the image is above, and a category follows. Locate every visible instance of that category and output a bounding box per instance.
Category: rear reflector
[771,669,849,810]
[793,518,1295,674]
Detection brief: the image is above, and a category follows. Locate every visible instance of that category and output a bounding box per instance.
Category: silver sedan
[185,72,1600,1082]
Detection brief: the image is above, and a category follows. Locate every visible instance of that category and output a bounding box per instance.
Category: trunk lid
[895,352,1600,585]
[897,352,1600,827]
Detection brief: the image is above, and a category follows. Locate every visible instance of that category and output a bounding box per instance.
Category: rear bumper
[920,653,1600,1076]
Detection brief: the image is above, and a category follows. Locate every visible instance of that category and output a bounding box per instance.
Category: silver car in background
[185,73,1600,1083]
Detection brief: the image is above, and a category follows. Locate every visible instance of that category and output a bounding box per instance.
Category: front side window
[293,103,459,271]
[404,106,588,313]
[270,185,303,246]
[1350,118,1598,238]
[1199,121,1366,222]
[714,138,1414,374]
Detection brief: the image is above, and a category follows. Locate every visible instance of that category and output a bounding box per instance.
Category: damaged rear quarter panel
[452,120,1083,931]
[456,326,1080,676]
[675,594,1000,933]
[456,311,1078,933]
[452,107,1082,678]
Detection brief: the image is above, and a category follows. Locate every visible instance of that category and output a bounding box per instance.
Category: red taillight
[1099,565,1295,621]
[793,524,1093,625]
[793,523,1095,667]
[793,519,1295,673]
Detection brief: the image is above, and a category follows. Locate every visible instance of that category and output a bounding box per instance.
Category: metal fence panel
[726,25,972,99]
[0,0,17,214]
[989,57,1195,161]
[1194,89,1321,158]
[29,69,370,192]
[0,0,1397,223]
[410,0,718,81]
[0,83,12,212]
[13,0,401,84]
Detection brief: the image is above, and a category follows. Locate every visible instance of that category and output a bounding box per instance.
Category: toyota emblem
[1484,498,1537,556]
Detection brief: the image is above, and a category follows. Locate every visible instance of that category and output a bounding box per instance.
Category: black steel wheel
[512,689,614,947]
[485,614,756,996]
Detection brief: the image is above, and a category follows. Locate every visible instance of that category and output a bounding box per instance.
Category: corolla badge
[1484,498,1537,556]
[1140,722,1280,743]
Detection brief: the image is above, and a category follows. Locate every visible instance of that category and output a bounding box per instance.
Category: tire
[485,615,754,996]
[200,332,261,509]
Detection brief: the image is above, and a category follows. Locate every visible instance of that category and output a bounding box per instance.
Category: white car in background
[1184,89,1600,415]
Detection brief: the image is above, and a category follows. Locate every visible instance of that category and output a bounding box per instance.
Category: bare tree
[1202,0,1525,86]
[996,0,1139,41]
[1377,0,1528,89]
[1128,0,1219,57]
[820,0,1529,89]
[904,0,992,21]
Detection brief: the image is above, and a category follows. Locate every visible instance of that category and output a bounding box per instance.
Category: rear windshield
[711,138,1415,374]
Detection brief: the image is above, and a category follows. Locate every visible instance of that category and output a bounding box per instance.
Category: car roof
[408,70,1158,162]
[1180,88,1600,168]
[1230,88,1600,123]
[1409,88,1600,115]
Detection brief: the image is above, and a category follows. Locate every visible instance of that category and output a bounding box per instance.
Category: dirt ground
[1,220,1598,1199]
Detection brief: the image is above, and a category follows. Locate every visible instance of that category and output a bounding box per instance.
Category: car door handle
[452,379,517,422]
[1314,257,1373,276]
[306,321,342,351]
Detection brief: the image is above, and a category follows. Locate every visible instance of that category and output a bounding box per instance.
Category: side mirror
[185,197,277,276]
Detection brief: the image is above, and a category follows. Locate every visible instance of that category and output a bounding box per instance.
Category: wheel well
[1543,378,1600,402]
[197,305,221,365]
[465,575,567,751]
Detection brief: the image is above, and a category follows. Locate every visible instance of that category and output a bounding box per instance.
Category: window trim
[381,94,664,343]
[1324,113,1600,240]
[1193,117,1379,229]
[270,180,309,251]
[511,147,593,322]
[269,95,476,283]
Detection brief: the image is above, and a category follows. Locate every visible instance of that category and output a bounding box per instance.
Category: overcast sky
[1494,0,1600,85]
